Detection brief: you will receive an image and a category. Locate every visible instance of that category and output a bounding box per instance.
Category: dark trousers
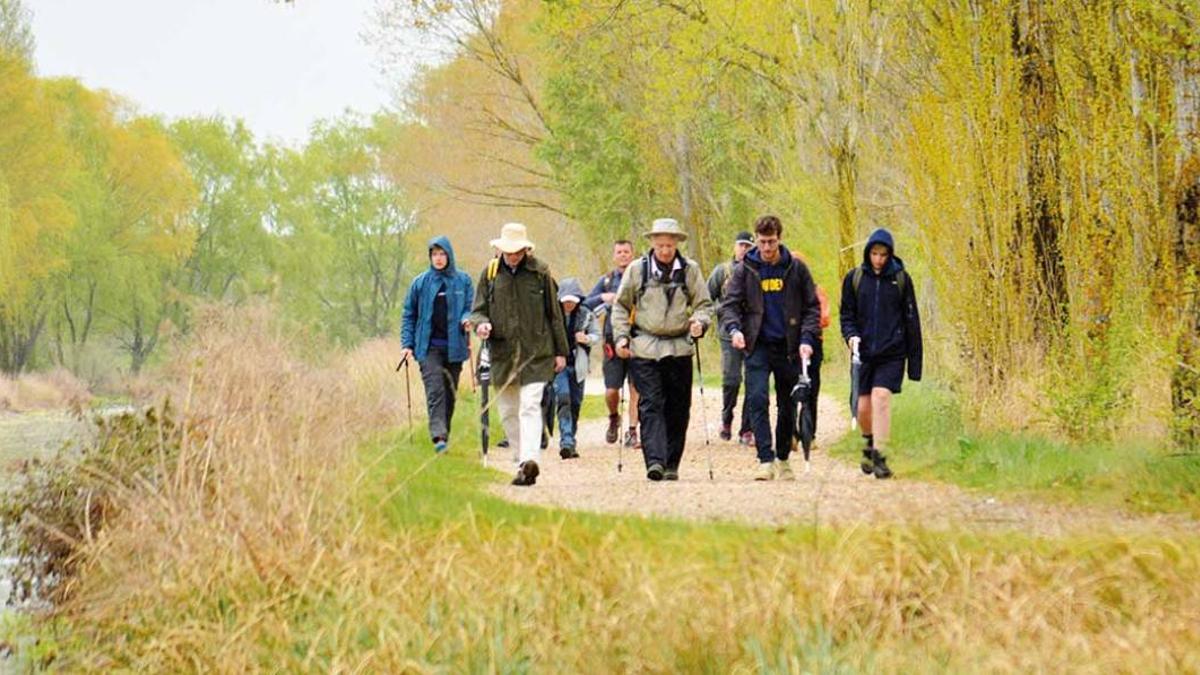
[630,355,693,470]
[745,341,799,463]
[554,367,584,448]
[720,339,751,433]
[808,340,824,435]
[418,346,463,441]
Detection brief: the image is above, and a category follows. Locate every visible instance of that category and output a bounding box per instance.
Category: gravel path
[492,392,1200,538]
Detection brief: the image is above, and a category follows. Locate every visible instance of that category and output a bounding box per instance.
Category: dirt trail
[493,392,1200,538]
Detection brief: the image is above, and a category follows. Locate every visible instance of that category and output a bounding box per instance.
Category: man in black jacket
[719,215,822,481]
[839,227,923,479]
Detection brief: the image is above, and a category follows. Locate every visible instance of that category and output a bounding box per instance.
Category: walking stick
[694,338,714,481]
[399,354,414,436]
[617,378,625,473]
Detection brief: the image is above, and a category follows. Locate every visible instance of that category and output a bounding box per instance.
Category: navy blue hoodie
[839,229,923,381]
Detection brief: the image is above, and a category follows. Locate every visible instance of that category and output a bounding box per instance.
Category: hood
[428,235,457,274]
[557,277,586,303]
[862,228,904,276]
[745,244,794,268]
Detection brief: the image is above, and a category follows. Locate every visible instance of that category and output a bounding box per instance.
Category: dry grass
[22,305,1200,673]
[0,369,91,413]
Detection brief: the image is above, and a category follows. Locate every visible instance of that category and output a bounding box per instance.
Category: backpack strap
[853,266,907,297]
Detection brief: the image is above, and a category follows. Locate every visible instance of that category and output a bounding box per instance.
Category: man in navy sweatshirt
[718,215,822,481]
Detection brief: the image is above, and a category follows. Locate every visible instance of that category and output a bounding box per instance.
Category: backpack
[852,266,908,298]
[629,252,691,326]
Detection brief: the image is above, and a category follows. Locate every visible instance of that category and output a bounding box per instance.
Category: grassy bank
[829,380,1200,517]
[8,309,1200,672]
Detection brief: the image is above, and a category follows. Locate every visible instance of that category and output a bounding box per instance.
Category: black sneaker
[872,452,893,480]
[861,448,876,475]
[646,463,665,481]
[606,414,620,444]
[719,424,732,441]
[664,467,679,481]
[560,446,578,460]
[512,460,540,486]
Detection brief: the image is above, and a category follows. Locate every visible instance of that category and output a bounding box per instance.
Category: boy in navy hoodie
[839,228,923,479]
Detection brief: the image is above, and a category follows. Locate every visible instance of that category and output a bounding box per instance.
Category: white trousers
[497,382,545,465]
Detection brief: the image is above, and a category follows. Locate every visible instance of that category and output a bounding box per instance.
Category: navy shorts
[859,358,905,394]
[603,352,630,390]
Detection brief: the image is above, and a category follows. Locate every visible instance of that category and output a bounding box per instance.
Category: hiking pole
[617,378,625,473]
[399,354,414,437]
[693,338,714,481]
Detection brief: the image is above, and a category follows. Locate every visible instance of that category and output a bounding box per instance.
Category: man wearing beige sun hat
[468,223,568,486]
[610,218,713,481]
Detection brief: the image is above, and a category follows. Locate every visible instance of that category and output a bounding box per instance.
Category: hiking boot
[872,452,893,480]
[719,424,732,441]
[625,428,639,449]
[560,446,579,460]
[511,460,539,486]
[647,463,665,481]
[861,448,876,475]
[433,437,448,454]
[606,414,620,444]
[754,462,774,481]
[775,459,795,481]
[664,466,679,481]
[739,431,754,446]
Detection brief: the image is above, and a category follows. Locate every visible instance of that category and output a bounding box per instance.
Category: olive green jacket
[610,254,713,360]
[468,255,568,387]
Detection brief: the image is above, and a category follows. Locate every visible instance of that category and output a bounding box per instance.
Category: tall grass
[14,305,1200,672]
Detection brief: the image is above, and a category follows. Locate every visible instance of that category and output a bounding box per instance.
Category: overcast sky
[27,0,417,146]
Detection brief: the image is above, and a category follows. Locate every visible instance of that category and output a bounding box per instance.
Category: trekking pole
[617,378,625,473]
[399,354,414,436]
[693,338,714,481]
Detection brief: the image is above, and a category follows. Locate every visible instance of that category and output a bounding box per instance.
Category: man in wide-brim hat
[610,218,713,481]
[469,223,568,486]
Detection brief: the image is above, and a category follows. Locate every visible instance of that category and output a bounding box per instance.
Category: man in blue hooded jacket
[839,227,923,479]
[400,236,475,452]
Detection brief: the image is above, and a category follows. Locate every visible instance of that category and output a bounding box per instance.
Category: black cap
[735,231,754,245]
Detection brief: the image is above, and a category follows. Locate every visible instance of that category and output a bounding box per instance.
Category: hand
[575,331,589,345]
[399,347,413,363]
[847,336,861,353]
[689,321,704,338]
[460,319,472,333]
[476,322,492,339]
[601,292,616,304]
[731,331,746,350]
[616,339,632,360]
[799,344,813,361]
[554,356,566,373]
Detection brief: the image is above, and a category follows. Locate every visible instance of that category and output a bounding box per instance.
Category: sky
[26,0,418,146]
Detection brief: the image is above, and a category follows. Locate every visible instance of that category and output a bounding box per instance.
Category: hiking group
[400,216,923,486]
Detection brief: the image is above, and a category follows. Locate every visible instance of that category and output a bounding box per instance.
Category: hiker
[719,215,821,480]
[707,230,755,445]
[611,218,713,481]
[584,240,641,449]
[839,227,923,480]
[554,278,602,459]
[469,223,568,486]
[399,236,474,453]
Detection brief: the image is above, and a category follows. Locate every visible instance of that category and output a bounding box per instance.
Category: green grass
[829,380,1200,516]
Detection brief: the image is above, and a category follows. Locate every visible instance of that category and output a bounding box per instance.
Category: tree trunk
[1172,157,1200,448]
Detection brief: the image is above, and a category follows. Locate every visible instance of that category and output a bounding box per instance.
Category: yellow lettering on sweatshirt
[761,277,784,293]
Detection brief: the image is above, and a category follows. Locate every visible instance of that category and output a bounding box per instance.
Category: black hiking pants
[419,346,463,442]
[630,355,693,470]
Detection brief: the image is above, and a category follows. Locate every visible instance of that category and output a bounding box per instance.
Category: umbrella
[849,341,862,430]
[477,341,492,466]
[791,356,816,468]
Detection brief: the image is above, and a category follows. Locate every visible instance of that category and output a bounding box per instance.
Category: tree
[0,0,34,62]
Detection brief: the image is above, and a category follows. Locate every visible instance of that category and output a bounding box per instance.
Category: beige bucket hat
[490,222,536,253]
[643,218,688,241]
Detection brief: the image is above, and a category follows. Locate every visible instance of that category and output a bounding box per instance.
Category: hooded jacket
[400,236,475,364]
[718,245,821,357]
[557,277,602,383]
[839,228,923,381]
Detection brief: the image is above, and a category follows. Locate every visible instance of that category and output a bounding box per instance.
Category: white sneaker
[775,460,795,481]
[754,462,774,481]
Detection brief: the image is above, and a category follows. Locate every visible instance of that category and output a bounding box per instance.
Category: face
[562,300,578,314]
[430,246,449,270]
[649,234,678,264]
[869,244,890,271]
[503,249,527,267]
[733,241,752,261]
[612,243,634,270]
[756,232,781,263]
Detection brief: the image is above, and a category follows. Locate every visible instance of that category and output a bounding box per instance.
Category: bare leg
[870,387,892,449]
[856,393,873,435]
[605,388,619,415]
[628,381,640,427]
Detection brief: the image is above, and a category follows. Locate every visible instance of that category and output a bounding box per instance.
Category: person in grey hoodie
[400,236,475,452]
[554,278,602,458]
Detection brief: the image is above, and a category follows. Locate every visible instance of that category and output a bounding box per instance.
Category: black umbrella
[792,357,815,468]
[477,341,492,466]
